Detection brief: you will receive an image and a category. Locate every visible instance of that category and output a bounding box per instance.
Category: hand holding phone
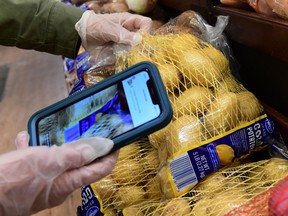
[28,61,173,151]
[0,131,118,216]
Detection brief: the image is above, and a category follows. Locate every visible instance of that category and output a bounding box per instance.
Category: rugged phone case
[28,61,173,151]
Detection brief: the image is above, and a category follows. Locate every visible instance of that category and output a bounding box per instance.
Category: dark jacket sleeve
[0,0,85,59]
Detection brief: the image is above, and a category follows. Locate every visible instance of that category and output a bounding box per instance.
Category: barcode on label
[169,153,198,192]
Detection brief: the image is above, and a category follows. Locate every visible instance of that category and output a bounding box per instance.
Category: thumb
[15,131,30,149]
[119,31,143,46]
[31,137,114,180]
[68,137,114,164]
[45,138,116,204]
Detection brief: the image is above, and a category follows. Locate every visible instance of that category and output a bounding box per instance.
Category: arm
[0,0,84,58]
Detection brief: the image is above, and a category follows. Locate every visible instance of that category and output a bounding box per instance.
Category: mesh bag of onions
[79,10,287,216]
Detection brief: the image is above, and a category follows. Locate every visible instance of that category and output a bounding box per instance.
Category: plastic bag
[94,157,288,215]
[156,158,287,215]
[152,10,241,80]
[80,138,161,215]
[61,0,131,95]
[247,0,288,19]
[248,0,279,18]
[266,0,288,19]
[79,10,287,215]
[68,43,130,95]
[115,10,286,199]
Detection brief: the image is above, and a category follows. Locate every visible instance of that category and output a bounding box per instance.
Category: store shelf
[159,0,208,11]
[212,5,288,118]
[213,5,288,62]
[212,2,288,132]
[262,102,288,146]
[158,0,215,22]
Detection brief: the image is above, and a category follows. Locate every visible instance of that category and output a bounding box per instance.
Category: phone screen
[36,70,161,146]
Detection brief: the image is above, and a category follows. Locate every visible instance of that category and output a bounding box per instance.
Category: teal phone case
[28,61,173,151]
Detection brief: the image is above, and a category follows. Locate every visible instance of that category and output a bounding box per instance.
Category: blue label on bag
[168,115,279,195]
[81,185,104,216]
[61,0,89,10]
[76,51,92,79]
[69,78,87,96]
[63,57,75,73]
[79,3,89,10]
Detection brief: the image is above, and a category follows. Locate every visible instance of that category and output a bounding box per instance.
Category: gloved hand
[75,11,152,67]
[75,10,152,50]
[0,131,118,216]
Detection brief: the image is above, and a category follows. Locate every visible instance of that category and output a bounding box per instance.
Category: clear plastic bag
[115,10,285,199]
[79,10,287,215]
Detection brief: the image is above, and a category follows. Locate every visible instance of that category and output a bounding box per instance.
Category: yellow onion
[125,0,157,14]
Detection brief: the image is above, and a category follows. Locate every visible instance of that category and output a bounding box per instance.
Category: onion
[125,0,157,14]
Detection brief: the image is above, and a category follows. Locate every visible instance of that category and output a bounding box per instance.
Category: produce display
[67,0,158,14]
[125,0,157,14]
[59,2,288,215]
[117,12,274,198]
[220,0,288,20]
[82,155,288,215]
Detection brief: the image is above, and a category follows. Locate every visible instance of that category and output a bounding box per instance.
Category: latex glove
[75,11,152,67]
[0,131,118,216]
[75,10,152,50]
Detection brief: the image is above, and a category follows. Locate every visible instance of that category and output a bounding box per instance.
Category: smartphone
[28,61,173,151]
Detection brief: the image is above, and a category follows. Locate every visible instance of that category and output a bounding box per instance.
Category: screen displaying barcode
[169,152,198,192]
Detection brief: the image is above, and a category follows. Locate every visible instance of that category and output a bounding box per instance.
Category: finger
[91,23,140,46]
[113,12,153,33]
[25,137,114,178]
[118,29,143,46]
[49,137,114,170]
[52,150,119,197]
[68,137,114,163]
[121,14,153,33]
[72,150,118,185]
[15,131,30,149]
[102,13,151,45]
